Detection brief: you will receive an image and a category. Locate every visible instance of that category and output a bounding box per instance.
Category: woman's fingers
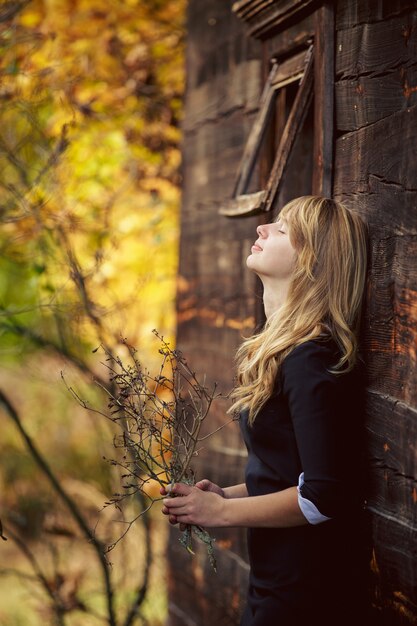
[195,479,224,497]
[163,494,187,510]
[161,481,224,526]
[161,483,191,525]
[195,479,210,490]
[169,482,193,497]
[161,483,202,530]
[162,504,179,525]
[162,485,224,527]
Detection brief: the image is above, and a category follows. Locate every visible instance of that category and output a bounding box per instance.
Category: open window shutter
[220,1,334,218]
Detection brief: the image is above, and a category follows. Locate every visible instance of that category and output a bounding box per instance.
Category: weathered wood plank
[168,524,249,626]
[271,48,307,88]
[232,0,317,39]
[335,11,417,80]
[336,0,417,31]
[369,513,417,623]
[183,0,261,132]
[262,12,315,59]
[335,175,417,235]
[333,104,417,193]
[219,191,266,216]
[312,2,334,196]
[365,391,417,528]
[333,101,417,620]
[336,179,417,408]
[183,57,261,133]
[182,110,262,207]
[335,62,417,132]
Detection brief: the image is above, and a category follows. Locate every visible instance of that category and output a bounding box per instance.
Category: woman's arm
[222,483,248,499]
[162,482,308,528]
[281,341,355,520]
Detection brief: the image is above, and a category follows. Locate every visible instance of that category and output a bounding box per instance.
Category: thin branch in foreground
[66,330,232,570]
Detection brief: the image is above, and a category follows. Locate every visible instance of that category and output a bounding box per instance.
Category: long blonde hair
[229,195,368,424]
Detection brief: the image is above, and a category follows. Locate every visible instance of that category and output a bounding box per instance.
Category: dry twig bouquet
[65,331,231,570]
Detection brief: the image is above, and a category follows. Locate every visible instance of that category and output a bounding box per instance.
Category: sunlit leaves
[0,0,185,360]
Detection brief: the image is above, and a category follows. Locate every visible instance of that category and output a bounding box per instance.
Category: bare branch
[69,330,231,570]
[0,389,118,626]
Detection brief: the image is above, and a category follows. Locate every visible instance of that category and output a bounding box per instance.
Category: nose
[256,224,266,237]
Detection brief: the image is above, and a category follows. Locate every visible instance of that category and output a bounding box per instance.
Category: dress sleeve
[281,341,352,521]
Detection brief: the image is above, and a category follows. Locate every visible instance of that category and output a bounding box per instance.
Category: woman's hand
[160,484,180,526]
[160,479,225,526]
[194,479,225,498]
[161,481,226,528]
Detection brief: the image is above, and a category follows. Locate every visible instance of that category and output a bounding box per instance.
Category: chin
[246,255,258,273]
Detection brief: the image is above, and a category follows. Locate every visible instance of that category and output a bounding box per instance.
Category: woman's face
[246,216,297,281]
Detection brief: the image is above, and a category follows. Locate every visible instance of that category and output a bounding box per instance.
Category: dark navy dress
[239,337,371,626]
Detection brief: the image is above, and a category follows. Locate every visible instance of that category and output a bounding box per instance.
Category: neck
[261,277,291,319]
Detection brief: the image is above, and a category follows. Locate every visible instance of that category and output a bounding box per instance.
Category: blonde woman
[162,196,371,625]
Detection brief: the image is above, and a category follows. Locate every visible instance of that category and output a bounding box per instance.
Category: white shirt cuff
[297,472,332,525]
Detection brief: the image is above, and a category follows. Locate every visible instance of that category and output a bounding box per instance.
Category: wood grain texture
[174,0,417,623]
[366,391,417,528]
[168,530,249,626]
[182,111,261,207]
[183,0,261,133]
[335,11,417,80]
[312,2,334,196]
[333,7,417,617]
[335,63,417,132]
[335,175,417,409]
[336,0,417,31]
[271,49,307,88]
[232,0,318,39]
[262,11,315,59]
[333,104,417,194]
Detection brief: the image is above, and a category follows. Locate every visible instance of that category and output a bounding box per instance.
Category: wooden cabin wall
[168,2,262,624]
[170,0,417,624]
[334,2,417,624]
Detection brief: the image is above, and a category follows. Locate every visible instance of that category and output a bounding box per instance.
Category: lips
[252,241,263,251]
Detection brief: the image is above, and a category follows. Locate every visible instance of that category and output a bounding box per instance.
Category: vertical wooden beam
[254,41,275,330]
[313,2,334,197]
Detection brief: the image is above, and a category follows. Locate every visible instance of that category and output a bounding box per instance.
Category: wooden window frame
[220,2,334,218]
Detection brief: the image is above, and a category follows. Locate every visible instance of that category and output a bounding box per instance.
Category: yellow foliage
[0,0,185,361]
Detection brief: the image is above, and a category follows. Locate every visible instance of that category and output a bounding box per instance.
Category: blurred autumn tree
[0,0,185,624]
